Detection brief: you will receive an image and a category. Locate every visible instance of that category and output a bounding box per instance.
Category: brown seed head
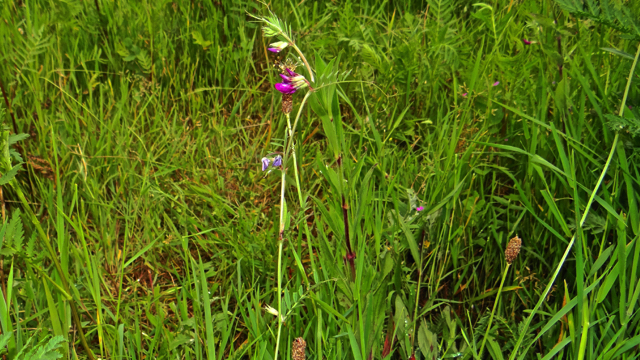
[292,337,306,360]
[282,93,293,114]
[505,235,522,264]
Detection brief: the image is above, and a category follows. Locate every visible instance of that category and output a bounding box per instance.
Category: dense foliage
[0,0,639,359]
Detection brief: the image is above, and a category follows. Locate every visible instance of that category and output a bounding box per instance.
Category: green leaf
[8,133,29,145]
[601,47,634,60]
[0,164,21,186]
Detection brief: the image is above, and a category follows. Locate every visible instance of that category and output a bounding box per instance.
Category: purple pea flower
[522,39,532,45]
[261,157,270,171]
[274,68,309,94]
[273,155,282,167]
[493,81,500,86]
[462,92,468,97]
[267,41,288,53]
[416,206,424,212]
[275,83,297,94]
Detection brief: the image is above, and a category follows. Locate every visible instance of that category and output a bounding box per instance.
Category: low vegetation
[0,0,639,359]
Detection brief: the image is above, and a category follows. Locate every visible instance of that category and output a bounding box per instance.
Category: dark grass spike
[342,194,355,276]
[0,77,17,134]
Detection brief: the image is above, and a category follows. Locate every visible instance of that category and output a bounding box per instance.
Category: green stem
[479,263,510,357]
[274,118,289,360]
[274,238,284,360]
[290,43,314,83]
[274,91,312,360]
[286,111,319,287]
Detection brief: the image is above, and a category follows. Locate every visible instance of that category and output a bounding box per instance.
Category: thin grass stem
[479,263,511,357]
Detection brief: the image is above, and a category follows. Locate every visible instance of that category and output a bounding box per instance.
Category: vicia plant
[252,10,317,360]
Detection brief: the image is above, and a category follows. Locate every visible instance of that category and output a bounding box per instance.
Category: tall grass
[0,0,639,359]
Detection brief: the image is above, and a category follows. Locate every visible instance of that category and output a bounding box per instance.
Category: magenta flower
[493,81,500,86]
[522,39,532,45]
[268,41,288,53]
[261,157,270,171]
[273,155,282,167]
[416,206,424,212]
[275,83,297,94]
[274,68,308,94]
[462,93,468,97]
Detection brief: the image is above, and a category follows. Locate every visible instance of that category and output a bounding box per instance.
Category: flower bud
[268,41,289,53]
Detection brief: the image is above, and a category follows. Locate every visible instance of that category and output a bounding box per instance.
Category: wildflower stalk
[286,108,319,286]
[273,30,314,82]
[274,91,312,360]
[274,124,288,360]
[288,42,314,83]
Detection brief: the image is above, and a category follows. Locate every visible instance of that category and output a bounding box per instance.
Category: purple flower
[273,155,282,167]
[275,83,297,94]
[462,93,468,97]
[416,206,424,212]
[522,39,532,45]
[274,68,308,94]
[267,41,288,53]
[261,157,270,171]
[493,81,500,86]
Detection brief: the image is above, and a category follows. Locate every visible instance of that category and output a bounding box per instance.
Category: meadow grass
[0,0,640,359]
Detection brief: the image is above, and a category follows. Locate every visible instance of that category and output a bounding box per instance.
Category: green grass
[1,0,640,359]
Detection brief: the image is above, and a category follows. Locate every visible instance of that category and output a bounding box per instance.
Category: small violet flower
[522,39,532,45]
[261,157,271,171]
[275,68,308,94]
[416,206,424,212]
[273,155,282,167]
[493,81,500,86]
[267,41,289,53]
[462,93,468,97]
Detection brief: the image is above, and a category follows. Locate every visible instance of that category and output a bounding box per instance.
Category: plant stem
[277,30,314,83]
[479,263,510,357]
[274,91,312,360]
[286,111,319,287]
[274,118,289,360]
[291,43,314,83]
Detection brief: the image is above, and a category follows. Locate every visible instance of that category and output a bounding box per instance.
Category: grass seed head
[505,235,522,264]
[282,93,293,114]
[292,337,306,360]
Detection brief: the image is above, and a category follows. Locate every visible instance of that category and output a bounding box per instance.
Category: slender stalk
[2,132,95,360]
[289,43,314,83]
[286,111,319,287]
[286,92,312,152]
[274,237,284,360]
[479,263,510,357]
[274,91,312,360]
[274,119,289,360]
